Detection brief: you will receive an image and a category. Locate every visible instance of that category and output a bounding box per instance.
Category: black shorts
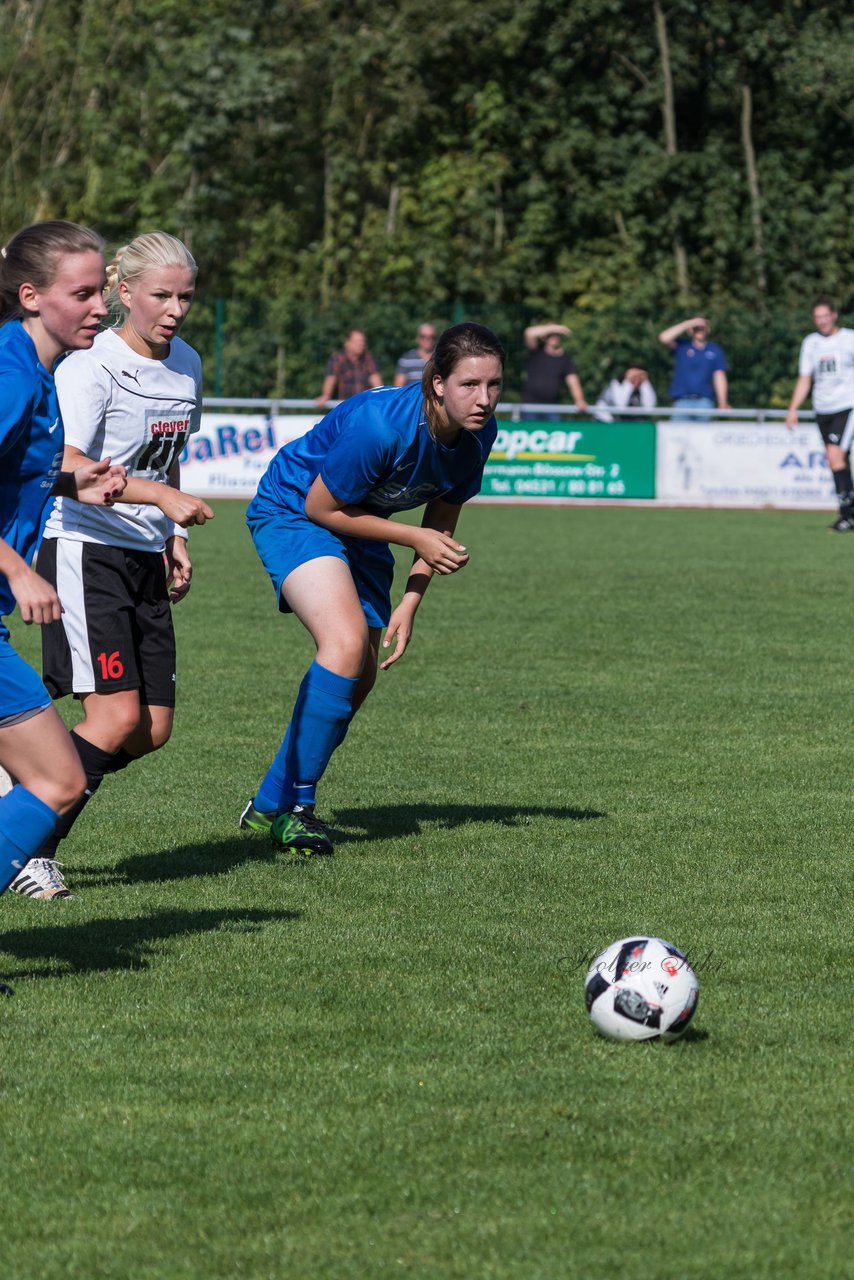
[816,408,854,450]
[39,540,176,706]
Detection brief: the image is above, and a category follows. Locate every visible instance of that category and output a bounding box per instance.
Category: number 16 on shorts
[96,651,125,681]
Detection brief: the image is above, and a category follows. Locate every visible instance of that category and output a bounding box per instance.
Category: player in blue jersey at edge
[241,321,505,855]
[0,221,126,992]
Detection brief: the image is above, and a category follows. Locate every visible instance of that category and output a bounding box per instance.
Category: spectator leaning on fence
[593,363,657,422]
[316,328,382,407]
[786,295,854,533]
[658,315,729,421]
[522,323,587,419]
[393,323,436,387]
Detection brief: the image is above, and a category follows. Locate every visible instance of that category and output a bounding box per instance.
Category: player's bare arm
[165,534,193,603]
[786,374,813,430]
[380,498,466,670]
[54,457,127,505]
[0,539,61,625]
[304,475,468,574]
[59,445,213,526]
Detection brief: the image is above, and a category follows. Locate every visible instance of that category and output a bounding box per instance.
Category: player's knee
[320,631,369,679]
[50,762,87,814]
[109,702,144,745]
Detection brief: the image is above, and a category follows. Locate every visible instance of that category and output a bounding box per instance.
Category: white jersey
[593,377,657,422]
[43,328,202,551]
[798,327,854,414]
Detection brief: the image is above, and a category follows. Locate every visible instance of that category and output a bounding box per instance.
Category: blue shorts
[246,493,396,630]
[0,623,52,725]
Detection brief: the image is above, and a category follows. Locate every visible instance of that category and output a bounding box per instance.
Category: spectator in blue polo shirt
[658,315,730,421]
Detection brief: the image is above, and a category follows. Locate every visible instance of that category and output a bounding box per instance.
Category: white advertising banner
[181,413,836,509]
[656,421,835,509]
[178,413,319,498]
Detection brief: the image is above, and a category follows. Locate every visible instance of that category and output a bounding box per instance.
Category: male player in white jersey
[786,295,854,532]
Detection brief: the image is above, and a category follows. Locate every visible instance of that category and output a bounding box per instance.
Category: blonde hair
[0,220,104,325]
[104,231,197,320]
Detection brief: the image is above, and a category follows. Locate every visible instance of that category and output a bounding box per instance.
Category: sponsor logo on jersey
[150,418,191,436]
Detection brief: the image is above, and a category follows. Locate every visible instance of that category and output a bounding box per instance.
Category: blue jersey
[0,321,63,619]
[669,339,727,400]
[256,381,497,517]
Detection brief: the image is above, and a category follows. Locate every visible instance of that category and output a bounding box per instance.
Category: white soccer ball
[584,936,699,1042]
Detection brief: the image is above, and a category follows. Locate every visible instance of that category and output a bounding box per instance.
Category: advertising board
[481,421,657,500]
[656,422,835,508]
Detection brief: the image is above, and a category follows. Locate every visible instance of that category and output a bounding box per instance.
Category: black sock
[38,731,135,857]
[832,466,853,507]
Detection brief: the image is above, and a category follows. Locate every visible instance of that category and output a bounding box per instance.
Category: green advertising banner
[483,420,657,499]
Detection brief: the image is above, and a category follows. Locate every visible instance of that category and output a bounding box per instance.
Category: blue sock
[255,662,358,813]
[255,714,356,811]
[0,786,60,895]
[255,722,295,814]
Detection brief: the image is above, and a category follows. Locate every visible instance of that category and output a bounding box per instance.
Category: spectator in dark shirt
[523,323,587,419]
[316,328,382,407]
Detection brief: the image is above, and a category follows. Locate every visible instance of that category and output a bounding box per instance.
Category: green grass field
[1,502,851,1279]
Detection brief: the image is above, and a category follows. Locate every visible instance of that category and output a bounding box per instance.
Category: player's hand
[381,601,416,670]
[785,409,798,432]
[9,564,62,625]
[72,457,128,506]
[159,489,215,527]
[412,528,469,574]
[166,536,193,603]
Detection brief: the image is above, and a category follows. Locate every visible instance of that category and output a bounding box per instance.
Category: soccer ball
[584,936,699,1042]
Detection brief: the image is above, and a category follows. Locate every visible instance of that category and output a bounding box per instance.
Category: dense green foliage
[2,502,851,1277]
[2,1,852,398]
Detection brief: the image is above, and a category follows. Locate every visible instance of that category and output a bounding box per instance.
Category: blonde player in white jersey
[786,294,854,532]
[9,232,214,900]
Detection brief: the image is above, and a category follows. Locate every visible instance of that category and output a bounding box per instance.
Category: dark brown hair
[0,220,104,325]
[421,322,506,408]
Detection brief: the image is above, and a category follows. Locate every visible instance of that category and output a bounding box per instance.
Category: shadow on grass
[72,834,277,890]
[66,804,604,889]
[330,802,606,845]
[1,906,300,980]
[674,1025,710,1045]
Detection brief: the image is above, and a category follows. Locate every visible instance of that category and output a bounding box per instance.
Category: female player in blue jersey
[23,231,212,901]
[0,221,126,983]
[241,321,505,855]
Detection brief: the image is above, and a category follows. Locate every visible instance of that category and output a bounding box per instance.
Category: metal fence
[203,398,813,425]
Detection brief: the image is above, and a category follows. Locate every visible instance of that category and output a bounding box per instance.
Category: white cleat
[8,858,76,900]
